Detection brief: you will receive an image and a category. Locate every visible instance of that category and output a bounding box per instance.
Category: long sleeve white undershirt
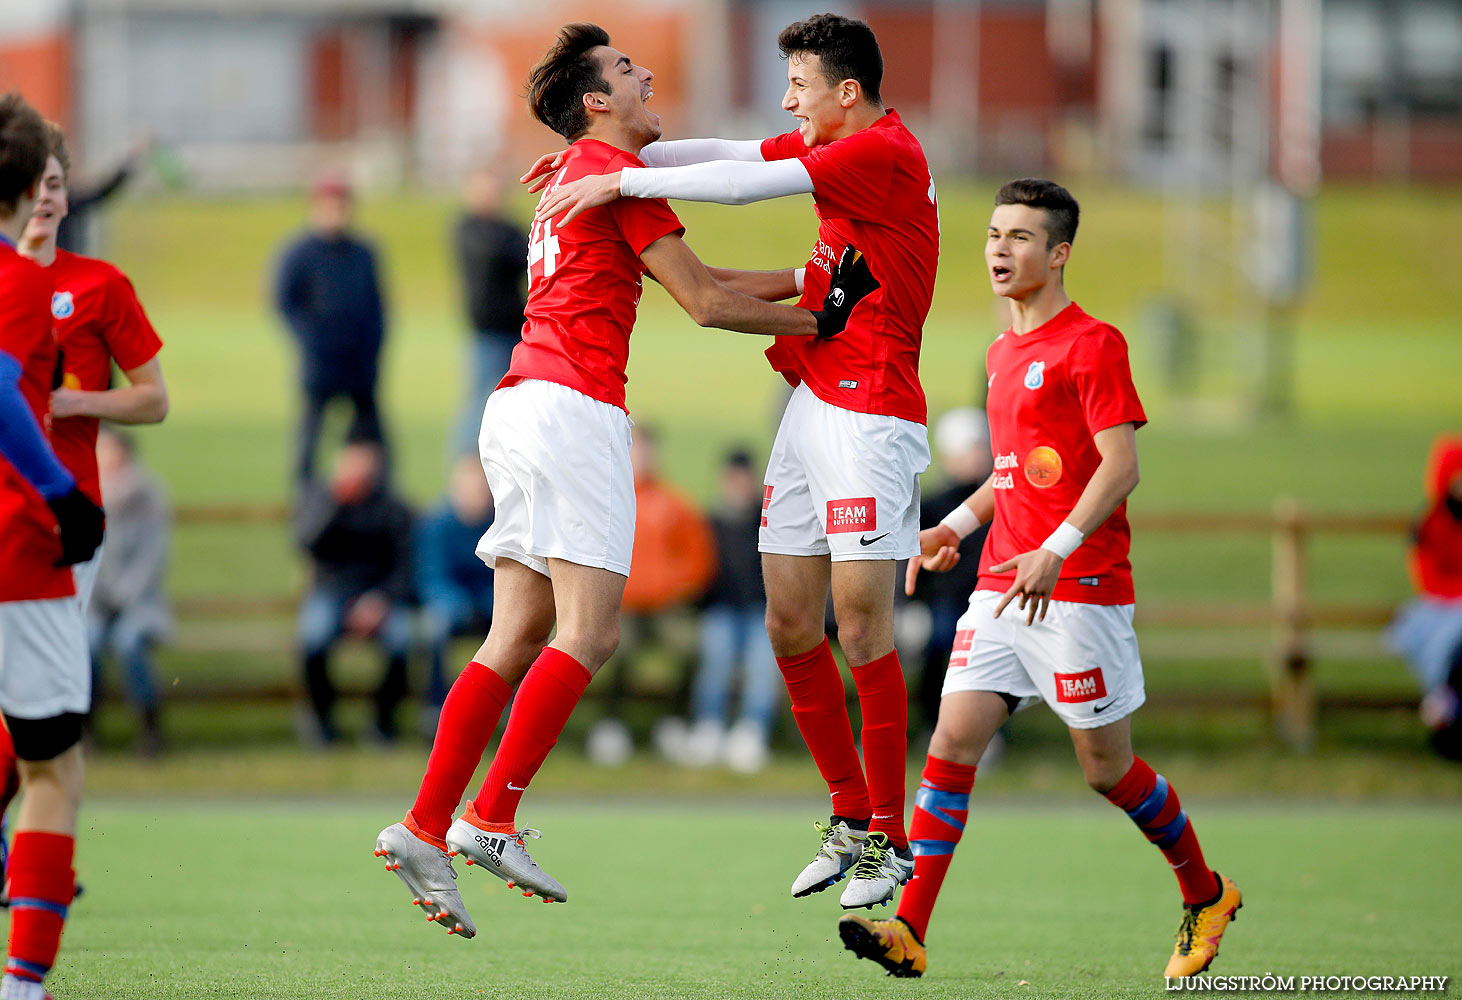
[619,158,814,206]
[638,138,766,166]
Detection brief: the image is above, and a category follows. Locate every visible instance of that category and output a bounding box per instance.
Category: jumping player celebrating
[533,13,938,910]
[373,24,876,938]
[837,179,1240,979]
[0,92,105,1000]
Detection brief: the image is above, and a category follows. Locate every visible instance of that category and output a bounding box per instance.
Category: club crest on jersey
[51,291,74,320]
[1023,361,1044,390]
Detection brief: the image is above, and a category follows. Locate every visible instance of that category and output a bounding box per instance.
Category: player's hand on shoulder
[989,548,1064,625]
[904,523,962,595]
[812,245,879,340]
[47,486,104,567]
[535,172,622,226]
[521,150,567,193]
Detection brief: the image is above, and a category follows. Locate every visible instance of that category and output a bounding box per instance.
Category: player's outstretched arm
[990,423,1140,625]
[521,138,764,192]
[51,357,168,424]
[0,349,76,500]
[537,159,814,226]
[705,266,801,302]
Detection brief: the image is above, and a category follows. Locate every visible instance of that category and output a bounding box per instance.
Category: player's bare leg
[378,560,555,937]
[826,559,914,907]
[448,559,625,903]
[764,554,873,894]
[1073,717,1240,977]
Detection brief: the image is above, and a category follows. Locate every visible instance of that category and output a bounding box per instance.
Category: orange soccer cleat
[838,913,927,978]
[1165,872,1242,978]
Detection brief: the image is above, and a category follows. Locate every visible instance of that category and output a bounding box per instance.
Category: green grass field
[48,799,1462,999]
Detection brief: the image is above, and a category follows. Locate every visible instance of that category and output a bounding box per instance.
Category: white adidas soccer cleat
[446,810,567,903]
[838,831,914,909]
[374,822,476,938]
[791,818,868,897]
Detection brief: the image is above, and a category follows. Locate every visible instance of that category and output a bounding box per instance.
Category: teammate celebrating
[373,24,876,938]
[531,13,938,910]
[0,92,105,1000]
[838,179,1241,979]
[19,122,169,609]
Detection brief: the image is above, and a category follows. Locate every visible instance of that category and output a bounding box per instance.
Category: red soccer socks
[408,661,514,844]
[850,650,909,849]
[1104,756,1219,905]
[472,647,591,830]
[897,755,975,940]
[4,831,74,990]
[777,639,871,821]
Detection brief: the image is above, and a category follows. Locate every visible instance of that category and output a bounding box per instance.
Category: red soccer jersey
[759,110,939,425]
[978,303,1148,605]
[0,242,73,601]
[49,250,163,505]
[502,139,684,411]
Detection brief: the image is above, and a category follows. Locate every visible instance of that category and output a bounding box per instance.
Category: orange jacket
[1411,434,1462,599]
[622,475,717,614]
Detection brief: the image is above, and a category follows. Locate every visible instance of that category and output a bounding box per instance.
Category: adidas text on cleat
[373,822,476,939]
[839,831,914,909]
[446,806,567,903]
[838,913,926,978]
[1165,872,1243,978]
[791,818,868,897]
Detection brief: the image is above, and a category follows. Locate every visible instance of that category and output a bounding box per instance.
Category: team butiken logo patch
[826,497,875,534]
[1053,668,1107,703]
[51,291,74,319]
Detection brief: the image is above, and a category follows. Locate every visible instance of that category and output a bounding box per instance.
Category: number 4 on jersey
[528,213,560,279]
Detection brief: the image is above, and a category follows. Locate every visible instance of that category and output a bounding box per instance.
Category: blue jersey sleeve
[0,349,76,500]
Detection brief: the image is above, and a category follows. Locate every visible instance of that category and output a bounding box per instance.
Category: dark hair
[723,448,753,470]
[0,93,49,213]
[44,120,69,181]
[527,23,613,142]
[994,178,1080,248]
[778,13,883,105]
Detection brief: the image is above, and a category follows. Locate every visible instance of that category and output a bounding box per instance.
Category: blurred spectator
[293,439,414,744]
[57,134,152,256]
[415,455,496,729]
[679,449,780,772]
[1388,433,1462,760]
[87,428,171,756]
[273,171,388,484]
[586,425,716,765]
[450,166,528,459]
[910,407,993,730]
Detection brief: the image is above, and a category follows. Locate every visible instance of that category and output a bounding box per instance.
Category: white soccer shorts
[941,589,1147,729]
[0,596,91,720]
[759,383,930,562]
[71,543,103,612]
[476,379,636,578]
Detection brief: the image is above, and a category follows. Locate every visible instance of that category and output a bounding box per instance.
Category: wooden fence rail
[171,499,1415,750]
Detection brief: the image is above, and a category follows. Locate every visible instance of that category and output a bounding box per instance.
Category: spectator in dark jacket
[415,455,495,723]
[450,166,527,459]
[294,439,414,743]
[680,449,781,772]
[274,172,388,483]
[57,134,152,255]
[911,408,993,730]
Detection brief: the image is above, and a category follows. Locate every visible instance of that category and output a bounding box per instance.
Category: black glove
[811,246,879,340]
[46,486,105,567]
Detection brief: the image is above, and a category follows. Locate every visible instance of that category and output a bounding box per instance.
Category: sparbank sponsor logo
[991,451,1018,489]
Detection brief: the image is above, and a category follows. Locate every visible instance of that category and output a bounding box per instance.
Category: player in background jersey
[19,122,169,609]
[373,24,878,939]
[838,180,1241,980]
[0,92,106,1000]
[530,13,937,909]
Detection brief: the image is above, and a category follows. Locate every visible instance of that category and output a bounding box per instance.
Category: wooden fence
[170,499,1415,749]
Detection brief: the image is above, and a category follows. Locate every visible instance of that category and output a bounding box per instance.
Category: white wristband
[1040,521,1085,559]
[794,268,805,295]
[939,503,982,540]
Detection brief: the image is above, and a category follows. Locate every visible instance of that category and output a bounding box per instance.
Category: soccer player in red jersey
[532,13,938,910]
[19,122,169,610]
[373,24,876,938]
[838,180,1241,980]
[0,92,105,1000]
